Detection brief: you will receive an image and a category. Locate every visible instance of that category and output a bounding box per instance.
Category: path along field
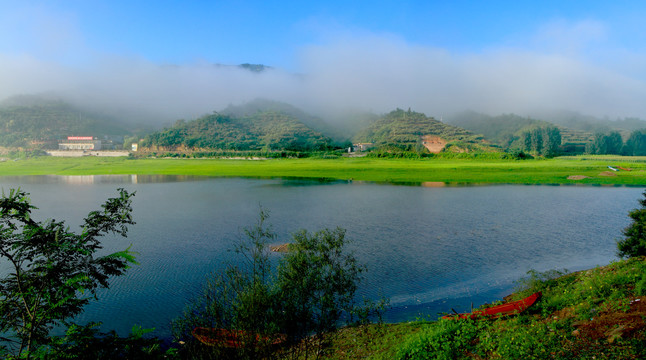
[1,155,646,185]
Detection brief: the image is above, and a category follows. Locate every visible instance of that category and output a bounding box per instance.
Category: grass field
[1,155,646,185]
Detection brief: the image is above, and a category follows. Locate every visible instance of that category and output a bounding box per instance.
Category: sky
[1,0,646,123]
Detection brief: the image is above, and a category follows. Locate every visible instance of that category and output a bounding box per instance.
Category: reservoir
[0,175,642,340]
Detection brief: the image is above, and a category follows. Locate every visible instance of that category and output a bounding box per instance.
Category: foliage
[20,322,175,360]
[172,211,382,360]
[141,109,334,153]
[585,131,623,155]
[618,191,646,258]
[623,129,646,156]
[446,111,552,147]
[0,188,137,358]
[393,258,646,360]
[353,108,489,153]
[0,96,131,147]
[395,320,484,360]
[446,111,595,155]
[275,227,369,358]
[171,209,280,360]
[516,125,562,157]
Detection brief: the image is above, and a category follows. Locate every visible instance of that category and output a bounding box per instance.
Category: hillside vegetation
[446,111,591,153]
[354,108,492,153]
[141,110,333,152]
[5,94,646,157]
[0,95,132,147]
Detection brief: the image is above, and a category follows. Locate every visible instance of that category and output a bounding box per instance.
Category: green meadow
[2,155,646,185]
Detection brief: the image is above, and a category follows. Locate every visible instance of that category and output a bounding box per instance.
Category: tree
[618,191,646,258]
[586,131,623,155]
[517,126,561,157]
[172,209,281,360]
[172,211,384,360]
[540,126,561,157]
[275,227,367,358]
[0,188,137,358]
[623,129,646,156]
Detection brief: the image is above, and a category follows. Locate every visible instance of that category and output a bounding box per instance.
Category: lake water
[0,175,642,340]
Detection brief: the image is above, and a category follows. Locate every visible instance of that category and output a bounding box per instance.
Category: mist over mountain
[0,94,143,147]
[3,30,646,128]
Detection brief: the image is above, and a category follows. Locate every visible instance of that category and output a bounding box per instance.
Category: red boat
[441,292,542,320]
[192,327,286,348]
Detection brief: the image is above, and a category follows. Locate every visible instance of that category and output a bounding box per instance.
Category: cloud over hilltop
[1,9,645,124]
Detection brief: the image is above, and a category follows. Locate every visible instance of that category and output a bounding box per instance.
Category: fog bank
[2,34,645,124]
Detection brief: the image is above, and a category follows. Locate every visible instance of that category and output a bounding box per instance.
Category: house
[58,136,103,150]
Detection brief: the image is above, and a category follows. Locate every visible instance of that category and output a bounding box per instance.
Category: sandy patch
[421,135,447,153]
[599,171,618,177]
[567,175,589,180]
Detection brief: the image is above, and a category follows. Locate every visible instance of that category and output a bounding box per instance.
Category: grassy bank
[2,156,646,185]
[297,257,646,360]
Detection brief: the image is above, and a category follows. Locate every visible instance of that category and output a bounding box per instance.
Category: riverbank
[1,156,646,185]
[294,257,646,359]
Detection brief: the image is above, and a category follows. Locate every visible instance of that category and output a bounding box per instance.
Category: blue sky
[1,0,646,121]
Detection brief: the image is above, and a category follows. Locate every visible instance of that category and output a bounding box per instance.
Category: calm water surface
[0,175,642,339]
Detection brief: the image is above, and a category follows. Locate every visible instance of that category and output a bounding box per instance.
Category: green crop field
[1,156,646,185]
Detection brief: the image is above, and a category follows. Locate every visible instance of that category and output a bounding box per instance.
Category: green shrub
[172,210,383,359]
[618,191,646,258]
[395,320,483,360]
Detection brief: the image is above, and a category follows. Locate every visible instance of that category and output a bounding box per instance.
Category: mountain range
[2,94,646,155]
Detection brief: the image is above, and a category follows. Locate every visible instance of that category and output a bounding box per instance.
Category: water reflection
[0,174,210,185]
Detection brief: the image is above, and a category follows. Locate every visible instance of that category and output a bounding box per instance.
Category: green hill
[446,111,552,146]
[446,111,594,154]
[141,107,333,152]
[221,99,345,142]
[353,108,491,153]
[0,95,132,147]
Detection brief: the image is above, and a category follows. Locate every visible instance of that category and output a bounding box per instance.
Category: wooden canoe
[441,292,541,320]
[192,327,286,348]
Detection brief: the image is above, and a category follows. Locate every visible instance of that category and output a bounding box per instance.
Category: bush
[172,210,383,359]
[395,320,483,360]
[618,191,646,258]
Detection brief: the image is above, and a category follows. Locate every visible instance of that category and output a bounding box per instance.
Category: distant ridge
[0,95,132,147]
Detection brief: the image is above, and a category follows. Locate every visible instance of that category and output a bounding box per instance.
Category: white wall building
[58,136,103,150]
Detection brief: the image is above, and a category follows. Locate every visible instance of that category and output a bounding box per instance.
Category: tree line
[585,129,646,156]
[514,125,562,157]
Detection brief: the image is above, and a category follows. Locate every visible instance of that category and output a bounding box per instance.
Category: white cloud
[1,16,645,124]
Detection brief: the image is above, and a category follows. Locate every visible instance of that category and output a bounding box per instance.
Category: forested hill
[535,110,646,133]
[353,108,491,152]
[445,111,558,148]
[221,99,345,141]
[0,96,131,147]
[141,109,333,152]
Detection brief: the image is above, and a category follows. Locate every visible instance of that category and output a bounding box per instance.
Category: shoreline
[1,156,646,186]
